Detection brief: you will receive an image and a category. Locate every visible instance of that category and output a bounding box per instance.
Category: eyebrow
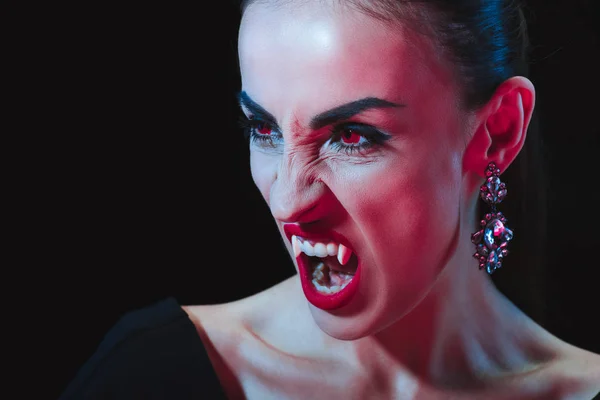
[237,91,405,131]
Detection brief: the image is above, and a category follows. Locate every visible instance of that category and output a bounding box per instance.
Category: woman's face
[238,1,472,339]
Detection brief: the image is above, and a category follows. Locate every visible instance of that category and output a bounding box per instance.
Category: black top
[59,297,228,399]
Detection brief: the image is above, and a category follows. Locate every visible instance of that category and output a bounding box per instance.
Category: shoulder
[514,341,600,400]
[182,277,367,399]
[181,276,311,397]
[549,344,600,399]
[180,280,289,399]
[182,275,301,339]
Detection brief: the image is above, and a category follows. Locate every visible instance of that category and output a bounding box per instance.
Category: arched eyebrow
[237,91,405,131]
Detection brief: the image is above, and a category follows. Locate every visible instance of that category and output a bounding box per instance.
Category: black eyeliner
[331,122,391,143]
[237,91,282,132]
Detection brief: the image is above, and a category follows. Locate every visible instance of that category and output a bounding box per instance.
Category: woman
[61,0,600,398]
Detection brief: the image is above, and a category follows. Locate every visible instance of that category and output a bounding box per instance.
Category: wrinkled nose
[269,162,328,224]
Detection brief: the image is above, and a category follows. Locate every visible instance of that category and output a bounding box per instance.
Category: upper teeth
[291,235,353,266]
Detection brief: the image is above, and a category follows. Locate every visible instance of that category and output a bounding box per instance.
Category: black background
[23,1,598,398]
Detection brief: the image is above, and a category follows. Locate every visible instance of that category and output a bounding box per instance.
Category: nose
[269,159,329,224]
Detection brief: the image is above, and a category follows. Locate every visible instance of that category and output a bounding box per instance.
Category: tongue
[323,254,358,275]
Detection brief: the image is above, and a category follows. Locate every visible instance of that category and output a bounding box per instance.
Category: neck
[354,193,558,389]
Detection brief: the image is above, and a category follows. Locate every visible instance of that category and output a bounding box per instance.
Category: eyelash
[237,115,389,155]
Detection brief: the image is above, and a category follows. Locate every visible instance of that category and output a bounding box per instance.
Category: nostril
[272,203,320,225]
[269,173,330,223]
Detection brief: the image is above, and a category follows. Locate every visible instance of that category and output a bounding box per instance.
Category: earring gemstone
[472,162,513,274]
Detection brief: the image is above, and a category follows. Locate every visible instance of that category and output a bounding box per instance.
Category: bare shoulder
[180,300,247,399]
[521,340,600,400]
[182,275,300,331]
[433,340,600,400]
[179,277,295,358]
[180,276,301,398]
[551,343,600,399]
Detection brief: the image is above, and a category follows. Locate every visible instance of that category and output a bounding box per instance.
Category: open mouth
[283,224,362,310]
[293,235,359,295]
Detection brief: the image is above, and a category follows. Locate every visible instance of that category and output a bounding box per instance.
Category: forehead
[238,1,454,123]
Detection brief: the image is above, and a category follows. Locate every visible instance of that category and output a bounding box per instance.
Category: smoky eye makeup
[238,113,280,143]
[327,122,391,155]
[238,112,391,155]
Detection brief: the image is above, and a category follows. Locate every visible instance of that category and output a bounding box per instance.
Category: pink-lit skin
[239,1,484,339]
[233,1,571,392]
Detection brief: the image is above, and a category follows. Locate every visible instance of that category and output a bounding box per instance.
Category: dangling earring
[471,162,514,274]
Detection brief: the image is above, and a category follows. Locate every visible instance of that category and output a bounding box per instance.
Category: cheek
[338,156,460,261]
[250,151,278,203]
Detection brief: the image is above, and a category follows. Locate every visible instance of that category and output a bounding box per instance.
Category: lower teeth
[311,262,353,294]
[311,279,351,294]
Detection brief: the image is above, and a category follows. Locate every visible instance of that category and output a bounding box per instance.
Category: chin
[307,272,440,343]
[306,296,401,342]
[310,313,372,341]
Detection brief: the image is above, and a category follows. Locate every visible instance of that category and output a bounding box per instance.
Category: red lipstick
[283,224,361,310]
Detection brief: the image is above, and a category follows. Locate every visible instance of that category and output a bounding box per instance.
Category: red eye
[341,129,361,144]
[256,122,272,135]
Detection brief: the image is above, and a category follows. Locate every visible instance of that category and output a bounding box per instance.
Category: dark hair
[238,0,548,325]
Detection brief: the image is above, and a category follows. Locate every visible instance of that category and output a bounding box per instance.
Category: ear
[463,76,535,182]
